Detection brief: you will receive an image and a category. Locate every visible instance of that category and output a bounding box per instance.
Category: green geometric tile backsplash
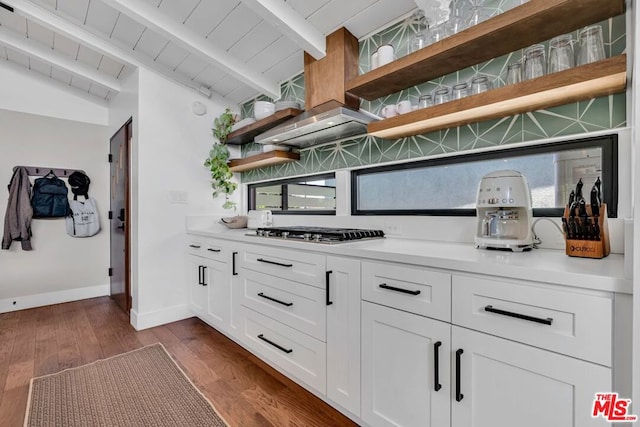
[240,2,626,183]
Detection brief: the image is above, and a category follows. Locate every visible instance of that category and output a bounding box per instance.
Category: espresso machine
[474,170,534,252]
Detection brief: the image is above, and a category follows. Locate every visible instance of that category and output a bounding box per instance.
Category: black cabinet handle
[257,258,293,268]
[257,334,292,354]
[232,252,238,276]
[189,244,201,249]
[379,283,421,296]
[202,266,207,286]
[434,341,442,392]
[258,292,293,307]
[198,265,203,285]
[207,248,221,253]
[455,349,464,402]
[484,305,553,325]
[326,270,333,306]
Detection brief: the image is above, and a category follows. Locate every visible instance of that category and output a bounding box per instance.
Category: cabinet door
[204,258,229,332]
[451,326,612,427]
[189,257,208,316]
[326,256,360,416]
[362,301,451,427]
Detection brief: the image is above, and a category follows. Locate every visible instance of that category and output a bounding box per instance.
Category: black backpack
[32,173,71,218]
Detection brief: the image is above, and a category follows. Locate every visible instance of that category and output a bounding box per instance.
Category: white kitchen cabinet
[451,325,611,427]
[361,301,451,427]
[326,256,361,416]
[187,238,231,333]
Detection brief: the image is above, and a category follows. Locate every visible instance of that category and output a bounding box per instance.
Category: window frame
[351,134,618,218]
[248,172,337,215]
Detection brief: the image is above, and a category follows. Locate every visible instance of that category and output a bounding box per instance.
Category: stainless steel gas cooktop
[248,226,385,244]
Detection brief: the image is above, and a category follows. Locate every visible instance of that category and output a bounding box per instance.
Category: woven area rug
[24,343,228,427]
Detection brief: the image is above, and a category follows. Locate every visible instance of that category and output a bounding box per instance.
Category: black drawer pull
[201,266,207,286]
[258,292,293,307]
[257,334,292,354]
[325,270,333,306]
[379,283,421,296]
[232,252,238,276]
[484,305,553,325]
[455,349,464,402]
[207,248,221,253]
[189,244,201,248]
[257,258,293,268]
[434,341,442,392]
[198,265,203,285]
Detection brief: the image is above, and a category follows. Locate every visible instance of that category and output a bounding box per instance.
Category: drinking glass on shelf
[418,94,434,108]
[447,0,469,36]
[505,62,523,85]
[452,82,470,99]
[470,75,493,94]
[523,44,546,80]
[466,5,490,27]
[548,34,575,73]
[433,87,451,105]
[430,23,448,44]
[577,25,606,66]
[409,9,431,53]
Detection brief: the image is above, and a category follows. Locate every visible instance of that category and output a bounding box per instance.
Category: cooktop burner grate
[250,226,385,243]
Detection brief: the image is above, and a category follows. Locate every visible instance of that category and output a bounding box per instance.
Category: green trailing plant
[204,108,238,210]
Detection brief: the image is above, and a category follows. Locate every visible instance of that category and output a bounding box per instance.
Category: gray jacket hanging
[2,167,34,250]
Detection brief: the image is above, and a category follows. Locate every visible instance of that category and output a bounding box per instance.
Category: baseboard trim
[130,304,193,330]
[0,284,110,313]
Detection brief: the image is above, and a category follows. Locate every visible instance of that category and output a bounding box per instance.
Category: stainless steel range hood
[254,101,378,148]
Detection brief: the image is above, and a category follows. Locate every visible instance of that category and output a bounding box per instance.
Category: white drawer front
[240,245,326,287]
[240,306,326,394]
[236,269,326,341]
[452,275,612,366]
[201,241,226,262]
[187,239,204,256]
[362,261,451,321]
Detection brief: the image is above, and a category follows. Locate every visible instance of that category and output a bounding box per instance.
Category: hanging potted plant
[204,108,238,210]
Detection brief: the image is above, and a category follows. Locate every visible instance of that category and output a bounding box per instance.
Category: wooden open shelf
[226,108,303,145]
[347,0,625,101]
[368,55,627,140]
[228,151,300,172]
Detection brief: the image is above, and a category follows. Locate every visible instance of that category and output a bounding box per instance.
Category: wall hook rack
[13,166,86,177]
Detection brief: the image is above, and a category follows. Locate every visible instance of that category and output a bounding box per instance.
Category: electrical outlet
[168,190,189,204]
[385,221,401,235]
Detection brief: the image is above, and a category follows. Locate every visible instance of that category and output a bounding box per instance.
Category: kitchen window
[352,134,618,217]
[248,173,336,215]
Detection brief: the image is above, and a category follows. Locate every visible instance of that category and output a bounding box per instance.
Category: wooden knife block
[563,203,610,259]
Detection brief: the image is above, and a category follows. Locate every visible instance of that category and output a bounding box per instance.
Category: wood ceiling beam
[4,0,231,104]
[0,25,121,92]
[100,0,281,99]
[239,0,326,59]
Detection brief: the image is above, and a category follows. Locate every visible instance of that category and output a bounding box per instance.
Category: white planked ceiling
[0,0,417,104]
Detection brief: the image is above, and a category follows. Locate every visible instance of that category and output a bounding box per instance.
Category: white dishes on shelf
[231,117,256,131]
[275,100,301,111]
[262,144,290,152]
[254,101,275,120]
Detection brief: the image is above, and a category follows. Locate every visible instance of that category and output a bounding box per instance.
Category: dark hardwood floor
[0,297,359,427]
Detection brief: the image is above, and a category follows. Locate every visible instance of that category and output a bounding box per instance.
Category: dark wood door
[109,119,132,314]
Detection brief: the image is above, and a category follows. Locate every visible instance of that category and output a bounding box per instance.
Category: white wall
[126,68,237,329]
[0,109,110,312]
[0,60,108,126]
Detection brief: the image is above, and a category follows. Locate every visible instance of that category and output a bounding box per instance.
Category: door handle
[455,349,464,402]
[202,266,207,286]
[232,252,238,275]
[257,334,292,354]
[378,283,421,295]
[325,270,333,306]
[484,305,553,325]
[257,292,292,307]
[434,341,442,392]
[257,258,293,268]
[198,265,203,285]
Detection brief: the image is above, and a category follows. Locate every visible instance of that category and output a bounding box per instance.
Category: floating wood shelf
[368,55,627,140]
[347,0,625,100]
[228,151,300,172]
[226,108,303,145]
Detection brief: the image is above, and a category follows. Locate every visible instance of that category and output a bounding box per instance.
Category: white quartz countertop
[187,227,632,294]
